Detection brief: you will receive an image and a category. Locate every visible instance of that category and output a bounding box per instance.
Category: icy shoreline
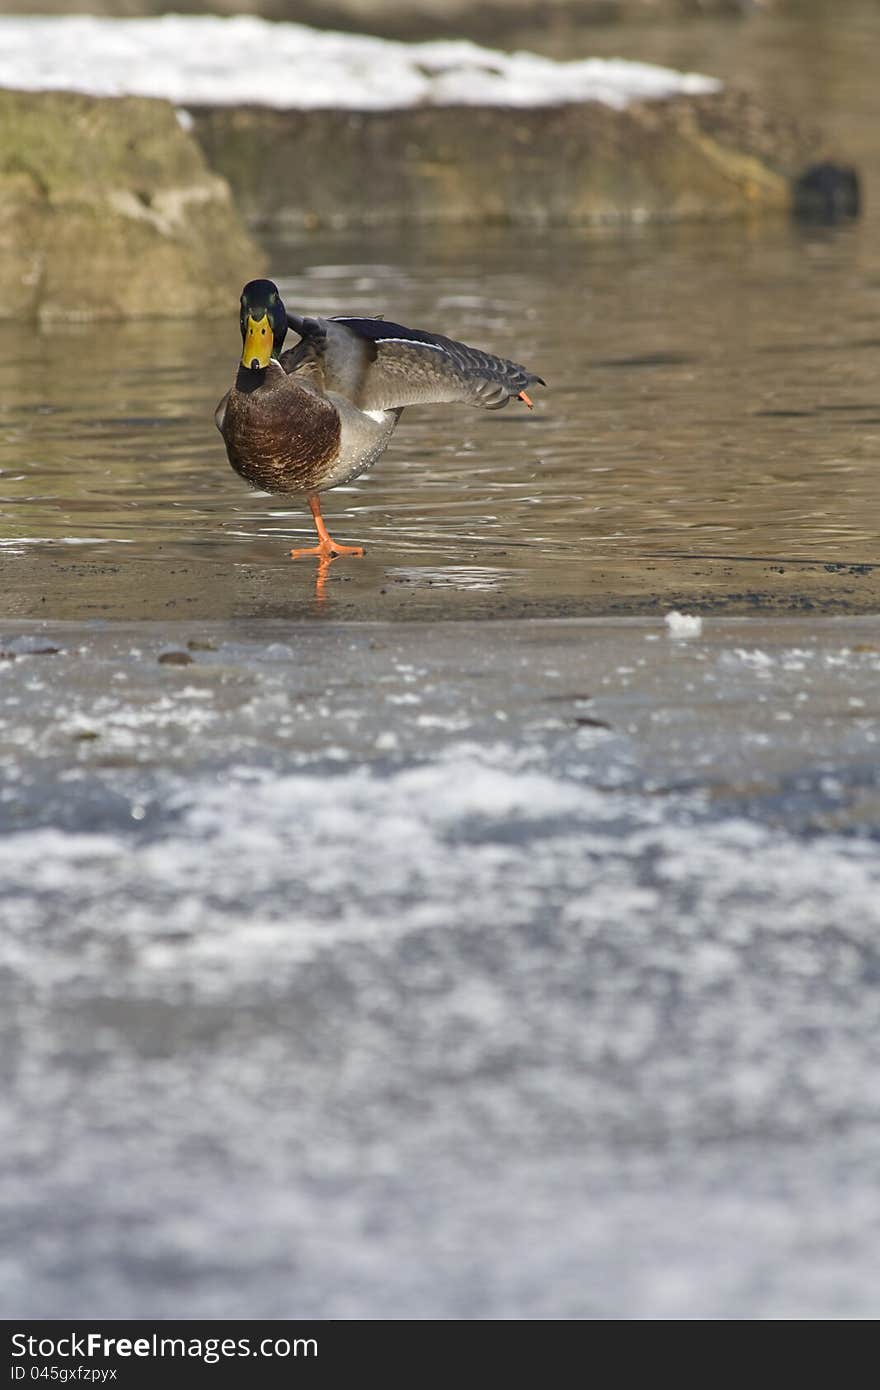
[0,14,720,111]
[2,614,880,1318]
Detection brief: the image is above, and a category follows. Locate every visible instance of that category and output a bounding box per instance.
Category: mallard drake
[215,278,545,558]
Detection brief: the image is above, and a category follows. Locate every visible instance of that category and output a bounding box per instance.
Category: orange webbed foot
[289,540,365,559]
[291,495,365,560]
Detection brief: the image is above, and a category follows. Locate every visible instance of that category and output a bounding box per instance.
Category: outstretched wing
[281,314,544,412]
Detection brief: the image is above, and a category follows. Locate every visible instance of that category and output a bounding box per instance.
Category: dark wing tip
[287,313,324,339]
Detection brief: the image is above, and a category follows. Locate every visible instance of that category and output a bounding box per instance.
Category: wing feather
[333,317,544,411]
[278,313,544,413]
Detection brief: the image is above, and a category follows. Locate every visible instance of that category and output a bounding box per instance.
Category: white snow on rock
[665,611,704,639]
[0,15,722,112]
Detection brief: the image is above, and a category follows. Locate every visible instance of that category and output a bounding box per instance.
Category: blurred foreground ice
[1,616,879,1318]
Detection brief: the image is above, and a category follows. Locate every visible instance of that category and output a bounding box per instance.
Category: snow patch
[0,16,722,112]
[665,611,703,639]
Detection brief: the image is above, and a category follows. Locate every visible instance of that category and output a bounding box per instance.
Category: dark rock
[793,161,861,222]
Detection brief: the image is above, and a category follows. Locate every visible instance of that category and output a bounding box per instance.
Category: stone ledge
[189,87,814,235]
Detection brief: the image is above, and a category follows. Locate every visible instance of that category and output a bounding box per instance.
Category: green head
[239,279,288,370]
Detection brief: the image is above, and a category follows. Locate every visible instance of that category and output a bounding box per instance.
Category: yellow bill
[241,313,273,369]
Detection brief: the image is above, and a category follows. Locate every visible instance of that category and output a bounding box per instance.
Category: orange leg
[518,390,534,410]
[289,494,365,559]
[314,554,332,604]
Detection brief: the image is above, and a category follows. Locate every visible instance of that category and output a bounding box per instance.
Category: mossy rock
[0,89,266,322]
[190,89,810,236]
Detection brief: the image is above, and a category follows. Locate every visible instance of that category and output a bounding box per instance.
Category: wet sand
[7,546,879,622]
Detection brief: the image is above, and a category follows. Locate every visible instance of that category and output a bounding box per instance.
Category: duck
[215,278,545,558]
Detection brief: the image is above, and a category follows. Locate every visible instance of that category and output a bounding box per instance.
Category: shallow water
[3,2,880,619]
[4,214,880,619]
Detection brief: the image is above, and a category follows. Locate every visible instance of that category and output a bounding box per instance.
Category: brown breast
[220,370,342,495]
